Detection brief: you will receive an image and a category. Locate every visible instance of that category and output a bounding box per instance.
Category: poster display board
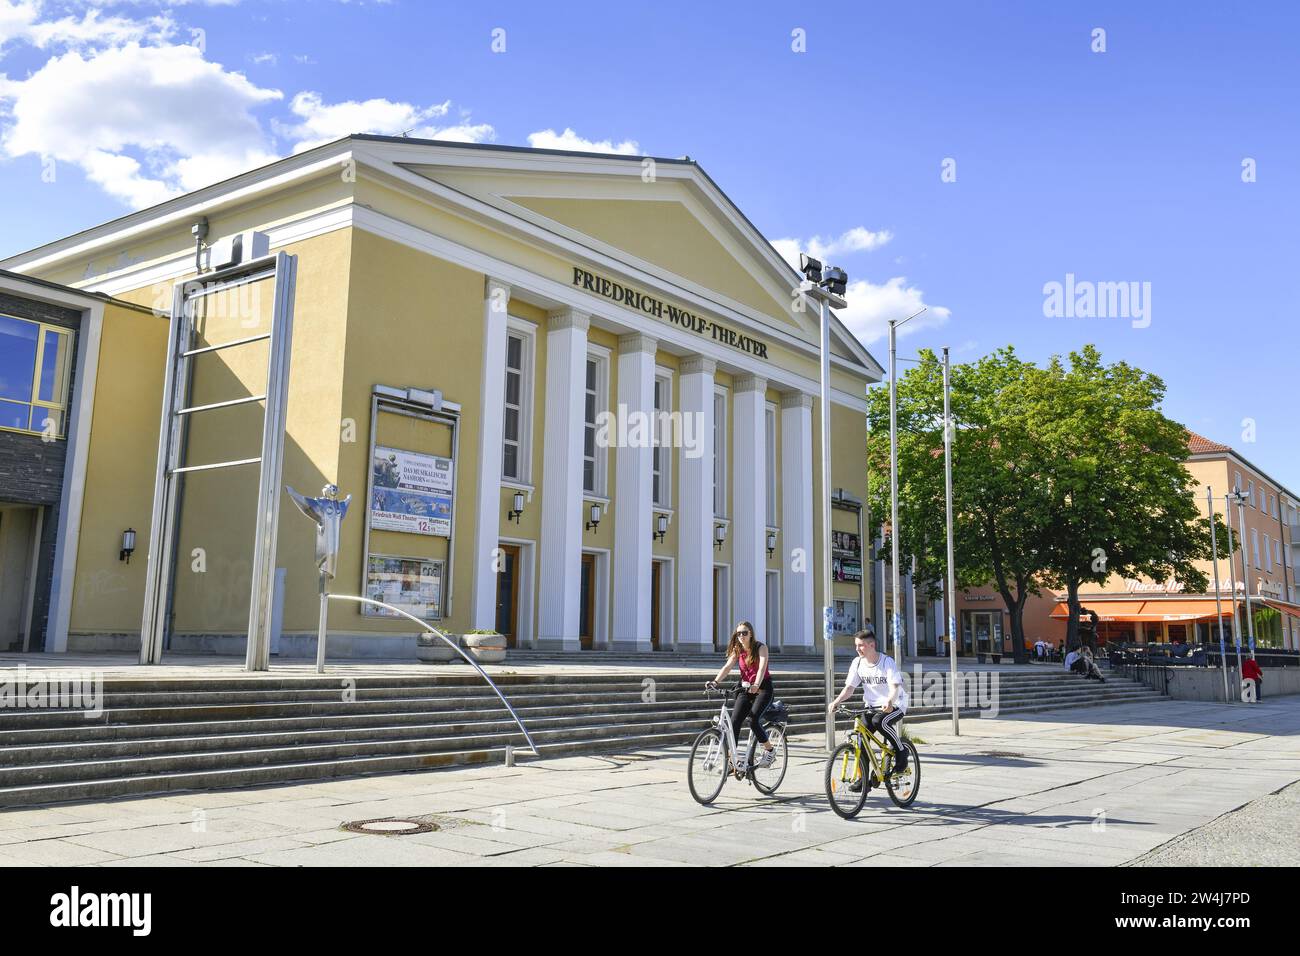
[369,445,453,536]
[833,599,861,636]
[832,530,861,557]
[833,556,863,583]
[363,555,444,619]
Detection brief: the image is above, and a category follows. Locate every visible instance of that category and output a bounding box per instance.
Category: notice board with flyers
[360,386,460,620]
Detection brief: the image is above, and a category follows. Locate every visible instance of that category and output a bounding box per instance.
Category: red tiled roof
[1186,430,1232,455]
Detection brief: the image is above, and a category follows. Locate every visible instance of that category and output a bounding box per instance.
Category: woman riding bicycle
[706,621,777,768]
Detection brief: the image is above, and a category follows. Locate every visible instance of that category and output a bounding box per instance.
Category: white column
[537,308,589,650]
[676,356,715,651]
[780,391,814,651]
[470,277,511,631]
[611,332,657,652]
[732,374,767,642]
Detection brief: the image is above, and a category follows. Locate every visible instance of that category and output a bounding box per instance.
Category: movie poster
[370,446,453,536]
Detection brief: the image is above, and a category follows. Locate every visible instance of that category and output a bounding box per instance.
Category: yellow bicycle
[824,706,920,817]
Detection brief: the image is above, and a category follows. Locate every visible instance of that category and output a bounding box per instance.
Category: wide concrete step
[0,666,1167,807]
[0,681,1157,742]
[0,692,1169,808]
[0,686,1167,786]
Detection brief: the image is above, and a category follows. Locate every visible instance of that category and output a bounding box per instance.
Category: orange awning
[1262,599,1300,621]
[1051,601,1145,621]
[1049,599,1234,623]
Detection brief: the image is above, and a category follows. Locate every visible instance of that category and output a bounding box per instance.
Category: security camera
[799,253,823,283]
[823,265,848,296]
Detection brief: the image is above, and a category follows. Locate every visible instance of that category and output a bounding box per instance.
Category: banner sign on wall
[370,446,453,536]
[364,555,443,619]
[834,557,863,583]
[832,531,861,557]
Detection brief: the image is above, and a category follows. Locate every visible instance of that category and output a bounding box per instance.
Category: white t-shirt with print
[844,653,908,712]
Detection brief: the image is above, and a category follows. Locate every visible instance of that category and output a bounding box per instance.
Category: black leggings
[731,680,774,746]
[867,709,906,764]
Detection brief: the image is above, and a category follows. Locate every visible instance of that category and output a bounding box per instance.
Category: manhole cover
[340,817,439,836]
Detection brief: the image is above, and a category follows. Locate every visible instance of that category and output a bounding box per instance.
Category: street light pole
[886,309,925,669]
[943,348,959,735]
[889,319,901,667]
[1224,492,1243,693]
[1236,498,1258,662]
[818,292,836,752]
[801,278,846,752]
[1207,487,1230,703]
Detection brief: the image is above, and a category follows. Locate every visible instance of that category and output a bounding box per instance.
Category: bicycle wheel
[884,738,920,808]
[825,742,869,819]
[750,722,788,795]
[687,727,728,805]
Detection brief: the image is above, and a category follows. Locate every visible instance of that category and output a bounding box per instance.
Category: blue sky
[2,0,1297,487]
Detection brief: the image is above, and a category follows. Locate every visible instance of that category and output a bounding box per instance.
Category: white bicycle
[687,682,789,804]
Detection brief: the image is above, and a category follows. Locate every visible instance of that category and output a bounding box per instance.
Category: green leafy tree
[1023,347,1231,649]
[867,345,1231,660]
[867,347,1052,663]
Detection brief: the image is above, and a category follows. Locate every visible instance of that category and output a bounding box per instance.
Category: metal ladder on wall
[139,251,298,670]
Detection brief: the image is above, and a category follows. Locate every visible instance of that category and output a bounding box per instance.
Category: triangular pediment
[403,164,816,336]
[386,144,876,372]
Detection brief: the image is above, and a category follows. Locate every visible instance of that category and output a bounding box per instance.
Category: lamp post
[1207,487,1230,703]
[943,347,959,735]
[1224,491,1244,689]
[887,310,925,668]
[1234,493,1258,662]
[798,258,848,753]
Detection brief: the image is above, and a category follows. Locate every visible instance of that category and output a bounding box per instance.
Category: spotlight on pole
[822,266,848,296]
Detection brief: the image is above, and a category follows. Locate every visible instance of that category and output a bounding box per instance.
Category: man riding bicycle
[827,627,908,786]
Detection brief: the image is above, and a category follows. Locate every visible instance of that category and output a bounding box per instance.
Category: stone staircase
[0,668,1166,808]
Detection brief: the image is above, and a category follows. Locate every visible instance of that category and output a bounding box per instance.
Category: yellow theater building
[1,136,880,659]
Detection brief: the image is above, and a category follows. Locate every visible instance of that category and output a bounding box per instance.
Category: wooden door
[650,561,661,651]
[579,553,595,650]
[494,544,521,648]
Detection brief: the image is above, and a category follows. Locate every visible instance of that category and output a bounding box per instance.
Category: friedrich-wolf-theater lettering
[573,266,769,359]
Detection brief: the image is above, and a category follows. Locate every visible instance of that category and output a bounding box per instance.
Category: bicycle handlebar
[704,681,750,699]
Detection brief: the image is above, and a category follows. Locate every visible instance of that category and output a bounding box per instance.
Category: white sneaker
[755,748,776,769]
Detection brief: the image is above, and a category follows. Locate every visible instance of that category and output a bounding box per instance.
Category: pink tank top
[737,648,765,684]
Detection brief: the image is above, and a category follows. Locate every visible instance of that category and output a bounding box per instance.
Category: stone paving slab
[0,696,1295,866]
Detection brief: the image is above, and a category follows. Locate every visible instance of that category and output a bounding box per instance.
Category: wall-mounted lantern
[508,491,525,524]
[766,530,777,559]
[585,503,602,533]
[714,523,727,551]
[119,528,136,564]
[653,513,669,543]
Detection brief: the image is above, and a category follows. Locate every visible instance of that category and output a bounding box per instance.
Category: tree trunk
[1065,584,1082,650]
[1008,579,1030,664]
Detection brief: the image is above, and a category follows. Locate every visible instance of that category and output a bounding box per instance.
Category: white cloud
[0,1,173,50]
[771,227,892,270]
[278,91,494,152]
[835,276,950,346]
[0,42,281,206]
[249,51,277,66]
[527,127,640,155]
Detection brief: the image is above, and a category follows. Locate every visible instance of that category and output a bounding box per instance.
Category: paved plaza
[1,696,1296,867]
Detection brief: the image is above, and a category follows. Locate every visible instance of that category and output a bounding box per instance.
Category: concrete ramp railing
[325,594,537,757]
